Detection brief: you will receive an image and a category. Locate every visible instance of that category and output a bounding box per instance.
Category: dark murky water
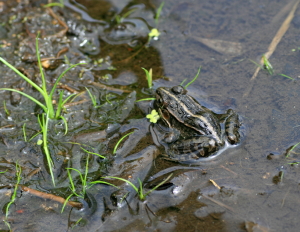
[1,0,300,231]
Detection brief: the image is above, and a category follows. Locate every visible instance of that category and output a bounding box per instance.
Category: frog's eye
[171,86,186,95]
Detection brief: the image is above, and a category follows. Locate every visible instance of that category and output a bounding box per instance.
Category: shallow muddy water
[1,0,300,231]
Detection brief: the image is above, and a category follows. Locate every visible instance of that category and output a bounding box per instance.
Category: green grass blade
[3,100,10,116]
[23,123,27,142]
[85,87,97,106]
[286,142,300,158]
[113,131,134,154]
[28,131,42,142]
[135,98,156,102]
[0,88,47,112]
[155,1,165,25]
[143,173,173,198]
[184,66,201,89]
[67,167,84,185]
[35,34,47,94]
[82,155,90,195]
[61,194,74,213]
[142,68,152,89]
[6,161,22,218]
[88,180,118,189]
[58,115,68,135]
[50,63,86,98]
[104,176,139,193]
[39,113,55,186]
[0,57,44,94]
[138,178,144,200]
[80,147,106,159]
[279,73,295,80]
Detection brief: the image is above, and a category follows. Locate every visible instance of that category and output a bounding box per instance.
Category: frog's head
[155,85,187,107]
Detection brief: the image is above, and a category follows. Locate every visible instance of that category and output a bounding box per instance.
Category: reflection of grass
[105,173,172,201]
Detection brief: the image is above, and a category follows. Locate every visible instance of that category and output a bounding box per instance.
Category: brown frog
[155,85,241,163]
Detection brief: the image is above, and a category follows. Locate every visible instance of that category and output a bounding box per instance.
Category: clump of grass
[262,55,274,75]
[142,67,153,89]
[104,173,172,201]
[85,87,99,108]
[0,33,84,120]
[61,149,113,212]
[250,55,295,80]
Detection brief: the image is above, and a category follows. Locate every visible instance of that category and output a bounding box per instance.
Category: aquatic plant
[146,109,160,123]
[104,173,172,201]
[0,34,85,186]
[250,56,294,80]
[0,34,83,120]
[141,67,153,89]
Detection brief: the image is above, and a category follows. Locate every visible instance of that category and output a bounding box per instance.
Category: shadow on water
[1,0,300,231]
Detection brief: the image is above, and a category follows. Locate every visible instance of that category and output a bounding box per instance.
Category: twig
[20,185,83,209]
[243,0,300,97]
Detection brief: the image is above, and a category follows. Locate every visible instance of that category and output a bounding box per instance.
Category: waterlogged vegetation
[0,2,169,229]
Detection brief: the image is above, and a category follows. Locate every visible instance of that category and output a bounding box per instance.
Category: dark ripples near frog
[152,85,242,164]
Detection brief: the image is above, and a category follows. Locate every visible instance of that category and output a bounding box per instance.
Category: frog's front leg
[169,136,219,158]
[224,109,241,144]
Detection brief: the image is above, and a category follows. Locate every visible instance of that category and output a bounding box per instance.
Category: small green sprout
[155,1,165,25]
[262,55,274,75]
[146,109,160,123]
[142,67,153,89]
[184,66,201,89]
[113,131,134,154]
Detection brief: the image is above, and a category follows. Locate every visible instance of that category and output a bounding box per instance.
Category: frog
[154,85,241,163]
